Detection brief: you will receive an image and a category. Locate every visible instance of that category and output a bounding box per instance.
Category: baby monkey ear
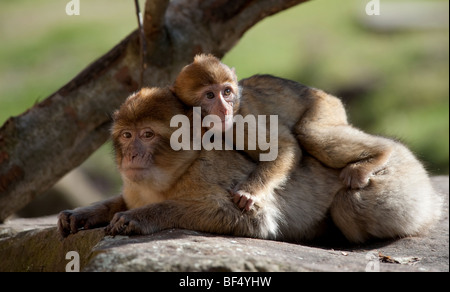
[111,110,119,121]
[231,67,238,82]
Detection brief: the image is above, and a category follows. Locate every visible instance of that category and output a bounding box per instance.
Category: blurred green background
[0,0,448,215]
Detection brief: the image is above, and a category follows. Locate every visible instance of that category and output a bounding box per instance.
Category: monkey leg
[296,92,393,189]
[330,179,442,244]
[58,195,127,238]
[329,188,371,243]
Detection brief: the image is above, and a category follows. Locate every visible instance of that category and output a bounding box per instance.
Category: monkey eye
[224,88,232,96]
[206,92,215,99]
[122,131,132,139]
[142,130,155,140]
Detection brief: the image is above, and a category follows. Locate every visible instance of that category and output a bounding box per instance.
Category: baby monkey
[172,54,397,211]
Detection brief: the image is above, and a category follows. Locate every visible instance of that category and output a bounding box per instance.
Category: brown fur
[169,55,442,242]
[58,88,341,242]
[171,54,397,211]
[58,87,442,244]
[173,55,239,107]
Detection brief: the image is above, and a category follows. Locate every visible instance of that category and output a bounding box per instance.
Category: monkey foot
[339,163,371,189]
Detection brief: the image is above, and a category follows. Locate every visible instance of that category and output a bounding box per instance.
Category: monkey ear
[111,110,119,121]
[231,67,238,81]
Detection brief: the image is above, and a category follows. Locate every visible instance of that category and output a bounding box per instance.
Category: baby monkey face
[197,83,237,133]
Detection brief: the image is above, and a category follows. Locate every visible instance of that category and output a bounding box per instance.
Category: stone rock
[0,176,448,272]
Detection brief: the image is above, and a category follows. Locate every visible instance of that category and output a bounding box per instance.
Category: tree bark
[0,0,309,222]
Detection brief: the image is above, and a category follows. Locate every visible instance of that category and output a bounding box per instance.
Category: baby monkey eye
[206,92,215,99]
[223,88,232,96]
[122,131,132,139]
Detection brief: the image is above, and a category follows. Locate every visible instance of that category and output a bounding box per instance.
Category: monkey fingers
[106,211,146,236]
[57,211,72,237]
[232,190,255,212]
[106,212,128,236]
[57,210,88,237]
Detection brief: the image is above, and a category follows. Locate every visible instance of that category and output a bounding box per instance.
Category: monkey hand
[339,163,372,189]
[57,209,105,238]
[106,210,157,236]
[232,188,256,212]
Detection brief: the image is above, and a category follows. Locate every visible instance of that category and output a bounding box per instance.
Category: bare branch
[144,0,170,40]
[134,0,147,87]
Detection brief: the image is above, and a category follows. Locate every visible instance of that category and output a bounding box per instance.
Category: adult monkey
[58,87,442,243]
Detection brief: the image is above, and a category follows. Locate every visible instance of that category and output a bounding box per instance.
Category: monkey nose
[220,107,230,116]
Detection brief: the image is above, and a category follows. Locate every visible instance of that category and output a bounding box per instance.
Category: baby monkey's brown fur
[173,54,396,210]
[58,87,442,244]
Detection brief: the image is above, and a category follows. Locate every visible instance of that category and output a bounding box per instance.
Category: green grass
[0,0,448,175]
[0,0,137,121]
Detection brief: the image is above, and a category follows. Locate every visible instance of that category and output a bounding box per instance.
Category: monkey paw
[232,189,256,212]
[57,210,95,238]
[340,163,371,189]
[106,212,138,236]
[106,211,156,236]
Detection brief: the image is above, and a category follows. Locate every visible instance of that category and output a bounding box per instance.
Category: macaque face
[173,54,240,133]
[112,87,188,184]
[115,122,159,182]
[197,82,237,132]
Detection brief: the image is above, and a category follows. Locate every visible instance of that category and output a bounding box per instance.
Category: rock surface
[0,176,448,272]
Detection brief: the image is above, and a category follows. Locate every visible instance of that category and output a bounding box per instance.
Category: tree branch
[134,0,146,87]
[144,0,170,40]
[0,0,309,222]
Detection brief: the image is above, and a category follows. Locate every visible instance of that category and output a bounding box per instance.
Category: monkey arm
[106,198,272,238]
[58,195,128,237]
[233,129,302,211]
